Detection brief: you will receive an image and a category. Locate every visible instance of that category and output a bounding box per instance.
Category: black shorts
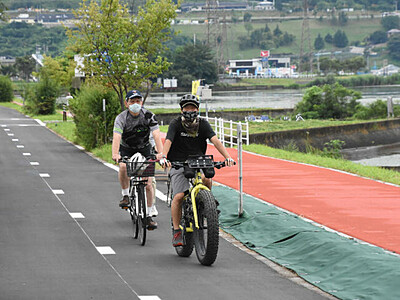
[119,143,152,159]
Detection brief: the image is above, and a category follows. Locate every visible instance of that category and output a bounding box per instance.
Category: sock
[122,188,129,196]
[147,207,152,216]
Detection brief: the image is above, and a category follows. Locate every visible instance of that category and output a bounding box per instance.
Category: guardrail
[202,116,249,147]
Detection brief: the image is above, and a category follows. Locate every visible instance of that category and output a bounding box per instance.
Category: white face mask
[129,103,141,113]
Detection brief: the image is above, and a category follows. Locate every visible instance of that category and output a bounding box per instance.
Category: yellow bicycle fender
[191,184,210,229]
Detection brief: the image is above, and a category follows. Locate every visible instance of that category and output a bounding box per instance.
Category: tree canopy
[67,0,177,109]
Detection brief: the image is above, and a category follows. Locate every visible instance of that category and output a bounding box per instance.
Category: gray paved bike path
[0,106,329,300]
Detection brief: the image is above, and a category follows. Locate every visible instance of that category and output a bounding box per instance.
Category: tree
[333,30,348,48]
[273,25,282,37]
[164,44,218,87]
[369,30,388,44]
[244,23,253,36]
[314,34,325,50]
[325,33,333,44]
[338,11,348,26]
[388,35,400,60]
[243,12,252,22]
[381,16,400,31]
[0,1,7,21]
[67,0,177,110]
[15,56,36,81]
[264,24,270,32]
[0,75,13,102]
[295,83,361,119]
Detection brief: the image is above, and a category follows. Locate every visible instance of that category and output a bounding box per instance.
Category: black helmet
[179,94,199,109]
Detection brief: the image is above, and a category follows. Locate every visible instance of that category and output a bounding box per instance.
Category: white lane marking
[139,296,162,300]
[4,128,10,131]
[70,212,85,219]
[156,189,167,202]
[12,139,19,142]
[96,246,116,255]
[16,145,24,148]
[104,162,119,171]
[11,118,20,120]
[7,133,14,136]
[75,145,85,150]
[34,119,46,126]
[39,173,50,178]
[1,124,6,127]
[30,162,40,166]
[22,153,31,156]
[52,189,64,195]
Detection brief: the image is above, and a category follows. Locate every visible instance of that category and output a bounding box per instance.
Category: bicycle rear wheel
[137,185,147,246]
[194,190,219,266]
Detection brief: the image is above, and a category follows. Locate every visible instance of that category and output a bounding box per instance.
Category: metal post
[230,120,233,147]
[246,121,249,145]
[237,123,244,217]
[103,99,106,144]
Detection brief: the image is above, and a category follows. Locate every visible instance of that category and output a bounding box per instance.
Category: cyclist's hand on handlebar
[112,153,121,164]
[225,157,236,167]
[159,157,171,169]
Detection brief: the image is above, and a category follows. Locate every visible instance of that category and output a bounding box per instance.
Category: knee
[173,193,184,205]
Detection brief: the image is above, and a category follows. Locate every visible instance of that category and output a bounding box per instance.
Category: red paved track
[207,147,400,254]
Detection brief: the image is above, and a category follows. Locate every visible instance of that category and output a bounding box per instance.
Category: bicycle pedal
[120,206,129,210]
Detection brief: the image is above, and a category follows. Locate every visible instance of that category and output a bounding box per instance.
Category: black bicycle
[121,156,157,246]
[167,155,231,266]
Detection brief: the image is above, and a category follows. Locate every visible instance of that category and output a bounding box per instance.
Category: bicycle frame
[189,171,210,230]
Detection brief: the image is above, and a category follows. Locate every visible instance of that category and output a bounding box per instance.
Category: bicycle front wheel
[137,185,147,246]
[129,183,139,239]
[194,190,219,266]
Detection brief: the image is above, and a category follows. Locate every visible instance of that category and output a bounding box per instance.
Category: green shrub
[24,75,59,115]
[0,76,14,102]
[69,84,120,150]
[353,99,400,119]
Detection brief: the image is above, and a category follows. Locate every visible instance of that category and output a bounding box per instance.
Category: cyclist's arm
[210,135,234,166]
[112,132,122,162]
[151,128,164,160]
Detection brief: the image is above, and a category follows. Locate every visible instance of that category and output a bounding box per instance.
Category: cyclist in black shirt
[162,94,235,246]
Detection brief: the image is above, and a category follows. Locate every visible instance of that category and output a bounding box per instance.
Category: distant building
[180,2,248,12]
[228,56,293,78]
[387,29,400,38]
[371,64,400,76]
[255,1,275,10]
[0,56,16,66]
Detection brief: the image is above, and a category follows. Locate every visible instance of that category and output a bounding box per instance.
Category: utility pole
[299,0,313,75]
[206,0,227,70]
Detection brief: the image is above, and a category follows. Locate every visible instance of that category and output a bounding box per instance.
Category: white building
[228,57,293,78]
[255,1,275,10]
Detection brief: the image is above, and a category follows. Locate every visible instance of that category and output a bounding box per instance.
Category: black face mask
[181,111,198,123]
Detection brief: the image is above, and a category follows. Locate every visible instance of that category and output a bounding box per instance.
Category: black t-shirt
[166,117,216,162]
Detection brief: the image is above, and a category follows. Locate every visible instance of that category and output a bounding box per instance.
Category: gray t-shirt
[113,108,159,149]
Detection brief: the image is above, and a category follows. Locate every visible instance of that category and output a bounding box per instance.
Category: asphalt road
[0,106,330,300]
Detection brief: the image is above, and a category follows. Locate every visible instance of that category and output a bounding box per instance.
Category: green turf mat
[213,185,400,300]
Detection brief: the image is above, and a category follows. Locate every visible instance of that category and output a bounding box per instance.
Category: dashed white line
[1,124,6,127]
[39,173,50,178]
[70,212,85,219]
[139,296,162,300]
[30,162,40,166]
[12,139,19,142]
[4,128,10,131]
[16,145,24,148]
[22,153,31,156]
[96,246,116,255]
[34,119,46,126]
[52,189,64,195]
[7,133,14,136]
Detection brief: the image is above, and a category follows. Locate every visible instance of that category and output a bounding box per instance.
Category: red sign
[260,50,270,57]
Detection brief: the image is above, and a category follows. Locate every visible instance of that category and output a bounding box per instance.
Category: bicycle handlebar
[170,159,235,170]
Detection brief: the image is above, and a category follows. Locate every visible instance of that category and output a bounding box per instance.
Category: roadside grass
[47,121,77,143]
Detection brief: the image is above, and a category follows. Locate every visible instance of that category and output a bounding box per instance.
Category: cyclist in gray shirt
[112,90,164,229]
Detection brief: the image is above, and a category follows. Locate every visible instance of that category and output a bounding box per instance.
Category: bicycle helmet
[129,152,146,175]
[179,94,199,109]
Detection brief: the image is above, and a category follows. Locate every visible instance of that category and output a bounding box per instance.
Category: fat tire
[137,185,147,246]
[194,190,219,266]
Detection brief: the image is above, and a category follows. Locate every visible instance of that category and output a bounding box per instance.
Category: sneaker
[119,195,130,208]
[172,229,183,247]
[147,216,158,230]
[149,205,158,217]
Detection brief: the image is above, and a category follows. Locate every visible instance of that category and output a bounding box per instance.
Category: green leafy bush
[353,99,400,119]
[295,83,361,119]
[24,75,59,115]
[0,75,13,102]
[69,84,120,150]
